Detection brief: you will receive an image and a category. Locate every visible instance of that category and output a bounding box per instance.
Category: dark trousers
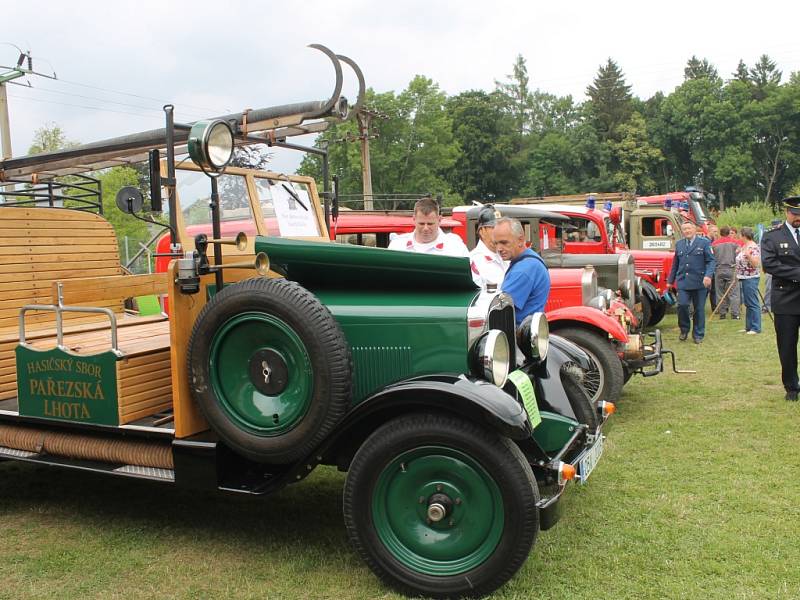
[678,287,708,340]
[774,313,800,392]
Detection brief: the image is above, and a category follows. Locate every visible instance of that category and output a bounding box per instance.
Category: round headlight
[528,312,549,363]
[588,295,608,311]
[471,329,510,387]
[188,119,234,171]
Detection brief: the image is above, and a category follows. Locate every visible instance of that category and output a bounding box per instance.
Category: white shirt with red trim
[388,229,469,257]
[469,240,508,290]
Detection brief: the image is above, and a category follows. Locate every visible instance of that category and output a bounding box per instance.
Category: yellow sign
[508,369,540,428]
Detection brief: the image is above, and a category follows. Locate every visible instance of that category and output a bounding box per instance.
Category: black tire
[640,293,653,330]
[343,413,539,599]
[187,277,352,464]
[560,363,599,430]
[648,299,667,327]
[556,327,624,405]
[623,365,634,385]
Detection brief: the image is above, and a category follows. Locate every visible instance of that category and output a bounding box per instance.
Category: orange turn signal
[558,462,576,485]
[601,401,616,417]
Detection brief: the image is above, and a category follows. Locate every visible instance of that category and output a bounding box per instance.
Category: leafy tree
[97,167,152,267]
[750,54,782,97]
[529,92,581,134]
[650,76,724,191]
[585,58,633,142]
[495,54,532,134]
[230,145,272,170]
[684,56,720,82]
[610,112,663,193]
[300,77,459,206]
[447,90,522,201]
[747,81,800,204]
[27,123,77,155]
[522,131,581,196]
[732,59,750,83]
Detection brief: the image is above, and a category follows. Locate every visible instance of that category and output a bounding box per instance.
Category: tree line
[298,54,800,209]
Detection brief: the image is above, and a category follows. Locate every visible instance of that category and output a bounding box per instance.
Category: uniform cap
[477,205,502,228]
[783,196,800,214]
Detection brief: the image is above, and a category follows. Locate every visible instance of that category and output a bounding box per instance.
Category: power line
[52,76,230,115]
[8,81,211,120]
[7,92,162,119]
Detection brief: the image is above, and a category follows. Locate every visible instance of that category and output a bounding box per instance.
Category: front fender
[317,374,533,471]
[640,279,660,303]
[546,306,629,343]
[532,336,584,421]
[550,334,591,371]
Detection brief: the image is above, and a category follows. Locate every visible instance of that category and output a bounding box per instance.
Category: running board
[0,445,175,483]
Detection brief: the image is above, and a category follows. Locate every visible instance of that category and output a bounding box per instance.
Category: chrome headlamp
[516,313,549,365]
[588,294,608,311]
[528,312,549,363]
[188,119,235,171]
[470,329,510,386]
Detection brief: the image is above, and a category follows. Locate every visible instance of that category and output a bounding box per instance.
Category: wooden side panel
[168,261,210,438]
[52,273,168,305]
[117,348,172,425]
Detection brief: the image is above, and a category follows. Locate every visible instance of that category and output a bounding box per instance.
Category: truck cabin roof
[458,204,569,225]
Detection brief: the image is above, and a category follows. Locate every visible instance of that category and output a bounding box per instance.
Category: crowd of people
[390,195,800,403]
[668,198,800,401]
[674,221,766,340]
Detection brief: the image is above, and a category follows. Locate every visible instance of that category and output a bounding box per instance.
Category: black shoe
[720,314,726,320]
[694,338,703,344]
[732,315,741,320]
[679,332,688,341]
[786,390,798,401]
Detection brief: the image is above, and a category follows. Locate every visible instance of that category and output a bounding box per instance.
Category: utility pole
[356,110,374,210]
[0,47,58,159]
[0,81,13,159]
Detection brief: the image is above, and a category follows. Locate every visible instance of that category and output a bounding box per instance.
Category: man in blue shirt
[493,217,550,326]
[667,221,716,344]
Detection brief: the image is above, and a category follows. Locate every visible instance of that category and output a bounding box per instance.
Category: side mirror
[115,186,144,214]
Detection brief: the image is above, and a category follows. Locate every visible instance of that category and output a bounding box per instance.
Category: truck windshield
[253,178,321,238]
[175,168,255,229]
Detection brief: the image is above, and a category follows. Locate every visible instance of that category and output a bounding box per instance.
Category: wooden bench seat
[0,207,174,424]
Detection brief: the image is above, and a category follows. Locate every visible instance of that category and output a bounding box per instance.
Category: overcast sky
[4,0,800,173]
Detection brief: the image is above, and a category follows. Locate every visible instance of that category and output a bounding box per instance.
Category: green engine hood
[254,237,476,291]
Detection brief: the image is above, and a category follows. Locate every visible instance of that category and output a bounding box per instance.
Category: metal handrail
[19,283,122,357]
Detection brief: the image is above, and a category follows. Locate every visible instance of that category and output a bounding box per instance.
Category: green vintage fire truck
[0,46,608,598]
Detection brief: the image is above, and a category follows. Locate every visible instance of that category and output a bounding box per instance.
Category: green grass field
[1,311,799,600]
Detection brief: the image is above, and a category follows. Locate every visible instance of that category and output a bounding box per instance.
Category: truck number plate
[577,434,604,484]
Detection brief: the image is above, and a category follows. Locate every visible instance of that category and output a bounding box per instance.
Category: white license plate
[577,434,604,484]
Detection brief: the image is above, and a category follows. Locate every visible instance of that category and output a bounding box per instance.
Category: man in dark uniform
[667,221,716,343]
[761,197,800,400]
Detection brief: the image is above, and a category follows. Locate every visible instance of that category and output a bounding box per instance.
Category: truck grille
[488,299,517,368]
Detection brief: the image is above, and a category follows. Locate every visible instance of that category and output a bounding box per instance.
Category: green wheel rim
[209,312,312,435]
[372,445,504,576]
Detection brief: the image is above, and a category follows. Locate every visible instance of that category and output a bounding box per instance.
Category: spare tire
[187,277,352,464]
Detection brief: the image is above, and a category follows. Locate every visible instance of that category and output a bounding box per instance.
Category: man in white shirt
[469,205,507,290]
[388,196,469,257]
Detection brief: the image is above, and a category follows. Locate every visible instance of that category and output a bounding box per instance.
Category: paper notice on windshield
[272,183,320,237]
[508,369,541,428]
